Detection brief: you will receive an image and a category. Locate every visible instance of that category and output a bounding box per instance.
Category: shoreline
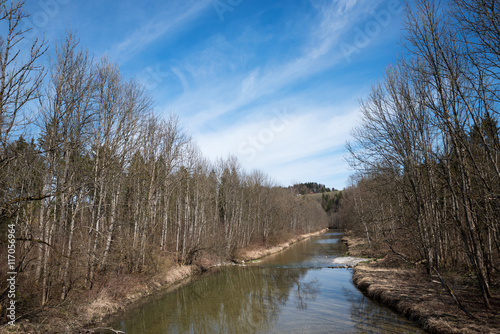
[3,228,328,333]
[344,235,500,334]
[235,228,328,262]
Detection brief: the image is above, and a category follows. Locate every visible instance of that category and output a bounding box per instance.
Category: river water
[109,231,426,333]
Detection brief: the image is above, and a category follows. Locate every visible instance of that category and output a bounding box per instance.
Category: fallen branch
[83,327,125,334]
[431,266,479,321]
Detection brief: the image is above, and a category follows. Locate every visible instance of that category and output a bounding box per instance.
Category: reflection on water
[109,232,426,333]
[254,232,347,269]
[111,267,311,333]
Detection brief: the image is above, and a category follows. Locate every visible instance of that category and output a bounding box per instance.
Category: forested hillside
[292,182,332,195]
[0,1,327,317]
[341,0,499,310]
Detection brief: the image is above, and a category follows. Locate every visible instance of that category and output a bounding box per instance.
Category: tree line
[0,1,327,312]
[341,0,499,309]
[291,182,333,195]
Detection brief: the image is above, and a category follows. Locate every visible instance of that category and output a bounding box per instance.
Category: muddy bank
[345,236,500,334]
[2,229,327,334]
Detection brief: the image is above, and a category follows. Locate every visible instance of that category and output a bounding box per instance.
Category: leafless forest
[341,0,499,310]
[0,0,327,315]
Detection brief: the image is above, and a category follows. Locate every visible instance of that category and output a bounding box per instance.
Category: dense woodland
[292,182,333,195]
[0,1,328,314]
[340,0,500,310]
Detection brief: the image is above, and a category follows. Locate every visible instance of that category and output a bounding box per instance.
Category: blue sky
[23,0,405,189]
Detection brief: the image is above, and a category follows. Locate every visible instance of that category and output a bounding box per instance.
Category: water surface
[109,231,426,333]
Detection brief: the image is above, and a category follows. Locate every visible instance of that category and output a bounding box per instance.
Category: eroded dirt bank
[345,236,500,334]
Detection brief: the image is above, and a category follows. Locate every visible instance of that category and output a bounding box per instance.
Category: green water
[109,232,426,333]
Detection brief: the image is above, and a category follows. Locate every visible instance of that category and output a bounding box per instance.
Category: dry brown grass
[352,250,500,333]
[0,263,196,334]
[341,235,389,259]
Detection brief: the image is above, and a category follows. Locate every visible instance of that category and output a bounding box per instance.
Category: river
[108,231,426,333]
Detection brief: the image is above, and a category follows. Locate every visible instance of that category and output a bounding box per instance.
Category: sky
[22,0,406,190]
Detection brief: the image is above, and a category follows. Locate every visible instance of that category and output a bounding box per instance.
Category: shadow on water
[108,232,427,333]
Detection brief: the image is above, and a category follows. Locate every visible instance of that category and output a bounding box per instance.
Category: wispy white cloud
[24,0,400,189]
[106,0,212,63]
[168,0,379,130]
[192,96,360,188]
[149,0,396,188]
[171,67,190,92]
[267,154,352,188]
[240,69,259,99]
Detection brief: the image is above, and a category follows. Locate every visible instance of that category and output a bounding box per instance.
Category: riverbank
[2,263,198,334]
[2,229,328,334]
[344,235,500,334]
[235,228,328,262]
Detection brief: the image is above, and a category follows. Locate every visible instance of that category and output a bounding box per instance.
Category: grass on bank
[344,234,500,334]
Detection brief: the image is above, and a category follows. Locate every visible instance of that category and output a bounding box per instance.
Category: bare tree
[0,0,46,220]
[345,0,499,310]
[36,32,94,304]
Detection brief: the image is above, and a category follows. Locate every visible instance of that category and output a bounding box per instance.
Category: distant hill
[288,182,343,229]
[291,182,334,195]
